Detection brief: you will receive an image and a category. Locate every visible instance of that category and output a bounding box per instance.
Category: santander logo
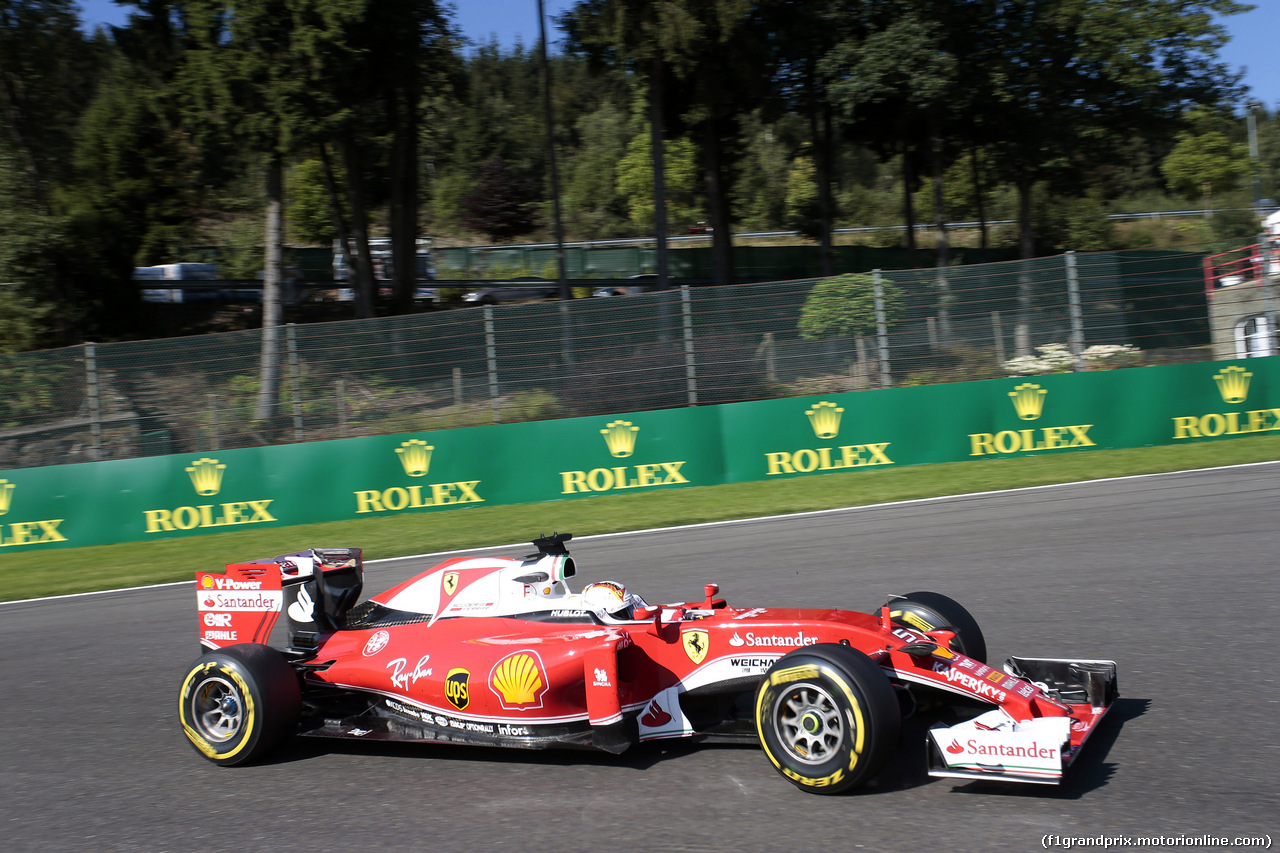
[640,700,672,727]
[947,740,965,755]
[728,631,819,648]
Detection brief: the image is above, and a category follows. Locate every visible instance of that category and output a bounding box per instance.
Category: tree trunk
[1015,170,1035,357]
[650,54,670,291]
[971,146,988,251]
[319,143,358,285]
[254,153,284,422]
[931,125,951,344]
[390,89,418,315]
[341,136,377,319]
[1017,171,1035,259]
[806,76,834,277]
[902,149,917,251]
[703,117,734,287]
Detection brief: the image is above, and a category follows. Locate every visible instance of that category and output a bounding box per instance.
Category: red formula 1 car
[180,533,1118,792]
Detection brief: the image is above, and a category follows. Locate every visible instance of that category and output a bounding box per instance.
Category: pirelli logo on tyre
[767,664,819,686]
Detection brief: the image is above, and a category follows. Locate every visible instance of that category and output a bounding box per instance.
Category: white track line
[5,459,1276,608]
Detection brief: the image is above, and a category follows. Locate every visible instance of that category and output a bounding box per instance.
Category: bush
[797,273,906,341]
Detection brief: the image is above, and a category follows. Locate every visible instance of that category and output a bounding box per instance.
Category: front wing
[926,656,1118,784]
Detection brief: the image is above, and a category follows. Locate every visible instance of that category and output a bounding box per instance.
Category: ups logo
[445,668,470,710]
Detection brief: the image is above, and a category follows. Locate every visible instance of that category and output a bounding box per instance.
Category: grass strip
[4,435,1278,603]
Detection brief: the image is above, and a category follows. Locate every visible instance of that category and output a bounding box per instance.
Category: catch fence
[0,246,1234,470]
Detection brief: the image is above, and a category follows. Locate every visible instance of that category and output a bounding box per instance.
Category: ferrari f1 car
[180,533,1118,793]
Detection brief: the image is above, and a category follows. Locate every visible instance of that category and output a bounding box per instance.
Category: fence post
[1065,251,1086,371]
[335,379,347,438]
[208,393,221,451]
[758,332,777,382]
[680,286,699,406]
[484,305,501,422]
[84,342,102,461]
[853,336,869,390]
[453,367,464,407]
[872,270,891,387]
[991,310,1006,366]
[286,323,304,440]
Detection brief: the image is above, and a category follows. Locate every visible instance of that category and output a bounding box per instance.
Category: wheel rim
[771,683,845,765]
[191,676,243,743]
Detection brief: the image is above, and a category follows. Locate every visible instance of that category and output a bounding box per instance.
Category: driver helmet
[581,580,641,620]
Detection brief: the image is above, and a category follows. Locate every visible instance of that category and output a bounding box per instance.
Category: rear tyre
[754,644,900,794]
[890,591,987,663]
[179,643,301,766]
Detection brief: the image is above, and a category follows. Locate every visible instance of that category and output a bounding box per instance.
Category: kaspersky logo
[764,400,892,476]
[0,478,68,548]
[969,384,1095,457]
[144,458,276,534]
[1173,365,1279,440]
[355,437,482,514]
[560,419,689,494]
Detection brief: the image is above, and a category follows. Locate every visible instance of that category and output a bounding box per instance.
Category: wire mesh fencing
[0,245,1238,470]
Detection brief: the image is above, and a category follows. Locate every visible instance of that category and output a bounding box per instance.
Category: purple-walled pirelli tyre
[754,643,901,794]
[890,591,987,664]
[178,643,301,766]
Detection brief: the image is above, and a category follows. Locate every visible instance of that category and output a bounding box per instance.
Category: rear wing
[196,548,362,651]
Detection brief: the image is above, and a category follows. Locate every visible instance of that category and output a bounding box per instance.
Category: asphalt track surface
[2,465,1278,852]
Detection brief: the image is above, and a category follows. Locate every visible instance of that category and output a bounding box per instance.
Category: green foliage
[1161,108,1250,205]
[460,157,542,241]
[784,152,822,240]
[286,158,338,245]
[0,286,53,355]
[562,101,631,237]
[797,273,906,341]
[0,285,65,424]
[614,133,701,229]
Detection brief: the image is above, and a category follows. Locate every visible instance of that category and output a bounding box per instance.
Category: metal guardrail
[457,209,1270,252]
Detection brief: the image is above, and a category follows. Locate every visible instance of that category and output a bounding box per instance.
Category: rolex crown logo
[805,401,844,439]
[1213,365,1252,404]
[185,458,226,496]
[0,479,13,516]
[601,420,639,458]
[1009,383,1047,421]
[395,439,434,477]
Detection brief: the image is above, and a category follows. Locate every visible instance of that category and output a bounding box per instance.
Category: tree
[460,157,542,241]
[0,0,106,342]
[614,132,700,230]
[972,0,1249,259]
[175,0,358,419]
[797,273,905,341]
[1161,107,1249,211]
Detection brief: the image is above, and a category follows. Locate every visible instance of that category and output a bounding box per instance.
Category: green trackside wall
[2,358,1276,553]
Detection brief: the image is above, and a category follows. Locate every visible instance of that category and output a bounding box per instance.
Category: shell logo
[489,651,547,710]
[200,575,214,589]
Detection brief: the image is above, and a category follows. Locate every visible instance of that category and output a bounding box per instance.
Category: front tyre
[179,644,301,766]
[755,644,900,794]
[890,591,987,663]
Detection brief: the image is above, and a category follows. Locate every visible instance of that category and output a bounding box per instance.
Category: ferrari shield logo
[443,572,459,596]
[682,630,709,665]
